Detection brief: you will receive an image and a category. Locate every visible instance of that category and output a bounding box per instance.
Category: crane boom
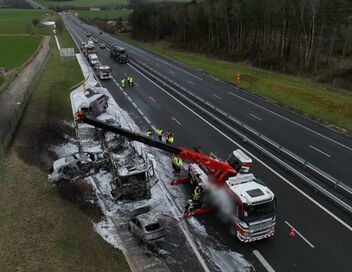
[78,114,236,179]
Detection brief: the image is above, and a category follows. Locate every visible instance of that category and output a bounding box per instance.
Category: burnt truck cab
[78,93,109,117]
[110,45,128,64]
[111,154,156,201]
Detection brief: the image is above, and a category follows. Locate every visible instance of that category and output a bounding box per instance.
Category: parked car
[99,31,103,35]
[86,33,91,37]
[100,43,106,49]
[128,206,164,244]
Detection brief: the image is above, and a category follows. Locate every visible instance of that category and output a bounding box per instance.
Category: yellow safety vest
[175,158,182,167]
[157,129,163,136]
[168,136,174,144]
[193,192,200,201]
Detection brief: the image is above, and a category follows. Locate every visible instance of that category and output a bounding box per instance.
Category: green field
[75,9,132,19]
[0,36,42,69]
[120,35,352,132]
[0,9,45,34]
[0,25,130,270]
[37,0,128,7]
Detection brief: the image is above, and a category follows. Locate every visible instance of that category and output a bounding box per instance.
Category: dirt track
[0,36,50,136]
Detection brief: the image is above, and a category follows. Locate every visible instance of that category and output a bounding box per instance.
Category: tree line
[129,0,352,76]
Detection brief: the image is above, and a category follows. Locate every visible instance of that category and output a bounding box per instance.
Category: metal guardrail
[74,20,352,215]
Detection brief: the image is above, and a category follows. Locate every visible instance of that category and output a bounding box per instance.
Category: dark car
[100,43,106,49]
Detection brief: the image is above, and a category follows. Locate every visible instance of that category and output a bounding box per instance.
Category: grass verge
[119,34,352,132]
[0,36,130,271]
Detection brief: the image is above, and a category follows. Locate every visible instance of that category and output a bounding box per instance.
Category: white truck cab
[188,149,276,242]
[97,65,112,80]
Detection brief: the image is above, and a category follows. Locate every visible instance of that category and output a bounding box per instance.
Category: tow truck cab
[226,174,276,242]
[188,149,276,242]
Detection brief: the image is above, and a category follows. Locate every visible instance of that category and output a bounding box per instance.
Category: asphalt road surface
[64,14,352,272]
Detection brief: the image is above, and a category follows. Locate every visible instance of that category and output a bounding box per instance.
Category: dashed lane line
[250,113,262,121]
[309,145,332,158]
[227,91,352,152]
[253,250,275,272]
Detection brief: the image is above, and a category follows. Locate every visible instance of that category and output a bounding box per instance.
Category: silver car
[129,206,164,244]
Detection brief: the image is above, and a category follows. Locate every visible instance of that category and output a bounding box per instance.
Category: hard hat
[195,186,199,189]
[188,199,192,203]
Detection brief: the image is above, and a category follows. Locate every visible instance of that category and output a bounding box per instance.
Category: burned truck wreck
[48,87,156,201]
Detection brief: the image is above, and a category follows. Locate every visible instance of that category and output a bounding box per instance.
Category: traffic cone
[289,228,296,238]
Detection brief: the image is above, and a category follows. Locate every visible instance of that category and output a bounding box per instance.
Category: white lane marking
[171,116,182,126]
[54,35,61,51]
[137,108,144,116]
[227,91,352,152]
[132,102,138,108]
[156,57,204,80]
[250,113,262,121]
[187,80,194,85]
[169,70,175,75]
[144,117,151,124]
[309,145,332,158]
[285,221,315,249]
[253,250,275,272]
[149,96,156,102]
[129,63,352,232]
[135,82,140,87]
[212,93,222,100]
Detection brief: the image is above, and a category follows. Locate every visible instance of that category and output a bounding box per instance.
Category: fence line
[0,42,51,155]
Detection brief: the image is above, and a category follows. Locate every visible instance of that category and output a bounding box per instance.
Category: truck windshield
[101,68,111,73]
[243,199,276,222]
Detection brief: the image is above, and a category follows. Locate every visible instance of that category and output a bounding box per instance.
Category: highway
[66,15,352,187]
[64,14,352,272]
